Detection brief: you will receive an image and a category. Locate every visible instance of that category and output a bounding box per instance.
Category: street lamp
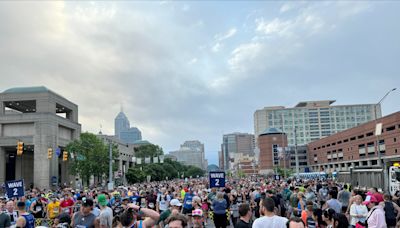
[375,88,397,165]
[374,88,396,193]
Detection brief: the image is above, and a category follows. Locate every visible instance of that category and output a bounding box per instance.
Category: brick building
[308,111,400,173]
[258,128,289,174]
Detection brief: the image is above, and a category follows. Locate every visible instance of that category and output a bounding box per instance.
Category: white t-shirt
[252,215,288,228]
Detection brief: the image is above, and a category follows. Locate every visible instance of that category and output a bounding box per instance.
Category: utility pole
[374,88,396,193]
[294,127,299,178]
[108,140,114,190]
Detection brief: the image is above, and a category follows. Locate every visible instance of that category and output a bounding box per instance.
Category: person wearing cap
[71,198,96,228]
[157,199,182,227]
[97,194,113,228]
[47,197,61,220]
[15,201,35,228]
[363,195,386,228]
[192,209,204,228]
[60,193,74,216]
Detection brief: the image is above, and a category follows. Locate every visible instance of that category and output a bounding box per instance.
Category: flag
[153,157,159,163]
[159,155,164,164]
[145,157,150,164]
[70,152,75,159]
[131,157,136,163]
[136,158,142,165]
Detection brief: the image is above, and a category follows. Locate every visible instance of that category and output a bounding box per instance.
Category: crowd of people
[1,176,400,228]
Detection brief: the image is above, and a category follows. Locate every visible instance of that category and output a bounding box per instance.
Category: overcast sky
[1,1,399,165]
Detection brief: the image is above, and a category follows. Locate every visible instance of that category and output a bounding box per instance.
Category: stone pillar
[33,121,56,189]
[0,147,6,183]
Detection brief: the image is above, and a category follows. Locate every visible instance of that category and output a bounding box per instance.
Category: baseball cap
[170,199,182,207]
[192,209,203,217]
[363,195,378,205]
[97,194,108,207]
[82,198,94,207]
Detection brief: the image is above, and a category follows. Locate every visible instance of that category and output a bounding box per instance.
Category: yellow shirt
[47,201,60,219]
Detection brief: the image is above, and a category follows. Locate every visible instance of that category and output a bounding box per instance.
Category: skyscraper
[254,100,380,146]
[114,111,142,144]
[169,140,207,170]
[221,133,255,171]
[115,111,130,138]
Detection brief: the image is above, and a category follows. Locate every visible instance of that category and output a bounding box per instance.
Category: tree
[185,165,205,178]
[126,167,146,183]
[134,144,163,159]
[66,132,119,186]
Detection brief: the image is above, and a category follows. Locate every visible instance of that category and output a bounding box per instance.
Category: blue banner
[5,179,24,198]
[209,171,225,188]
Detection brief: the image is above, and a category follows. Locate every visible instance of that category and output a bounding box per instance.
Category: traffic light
[63,151,68,161]
[17,141,24,156]
[48,148,53,159]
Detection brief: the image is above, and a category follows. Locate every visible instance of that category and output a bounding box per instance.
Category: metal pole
[294,127,299,178]
[108,140,113,190]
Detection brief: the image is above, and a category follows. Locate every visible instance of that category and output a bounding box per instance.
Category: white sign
[375,123,383,136]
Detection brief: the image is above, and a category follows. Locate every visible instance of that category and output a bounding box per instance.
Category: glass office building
[254,100,381,146]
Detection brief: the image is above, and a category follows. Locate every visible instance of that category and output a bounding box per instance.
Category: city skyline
[1,1,399,165]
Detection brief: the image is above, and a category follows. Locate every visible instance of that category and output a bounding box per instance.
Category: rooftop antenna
[99,124,103,135]
[120,103,124,113]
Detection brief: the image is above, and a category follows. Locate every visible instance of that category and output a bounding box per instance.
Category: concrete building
[96,134,136,176]
[0,86,81,188]
[221,133,255,171]
[169,140,207,170]
[114,111,142,144]
[258,128,288,175]
[254,100,380,146]
[308,111,400,173]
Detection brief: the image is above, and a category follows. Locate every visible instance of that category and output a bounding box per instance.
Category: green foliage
[126,157,206,184]
[66,133,119,185]
[134,144,163,159]
[276,167,295,178]
[237,170,246,178]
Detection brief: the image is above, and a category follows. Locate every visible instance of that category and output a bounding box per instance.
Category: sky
[0,1,399,165]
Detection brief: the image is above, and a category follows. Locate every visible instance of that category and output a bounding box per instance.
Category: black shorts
[182,207,193,215]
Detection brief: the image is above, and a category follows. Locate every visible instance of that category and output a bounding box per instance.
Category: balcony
[332,153,338,158]
[359,148,366,154]
[338,152,344,158]
[327,154,332,159]
[379,145,386,151]
[314,157,318,161]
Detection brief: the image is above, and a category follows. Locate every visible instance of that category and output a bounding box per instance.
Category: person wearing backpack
[383,194,400,228]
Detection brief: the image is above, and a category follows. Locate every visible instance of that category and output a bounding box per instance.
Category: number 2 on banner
[215,179,220,186]
[13,188,18,196]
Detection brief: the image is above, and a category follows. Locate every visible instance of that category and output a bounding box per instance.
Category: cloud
[188,58,198,65]
[214,28,237,41]
[210,27,237,53]
[211,43,221,53]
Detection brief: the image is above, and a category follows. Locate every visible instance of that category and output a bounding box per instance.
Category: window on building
[396,149,398,154]
[394,138,397,142]
[362,161,368,166]
[344,139,349,143]
[337,141,342,144]
[327,144,331,147]
[321,146,324,149]
[358,135,364,139]
[350,137,356,141]
[366,132,373,137]
[386,126,395,131]
[371,160,378,166]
